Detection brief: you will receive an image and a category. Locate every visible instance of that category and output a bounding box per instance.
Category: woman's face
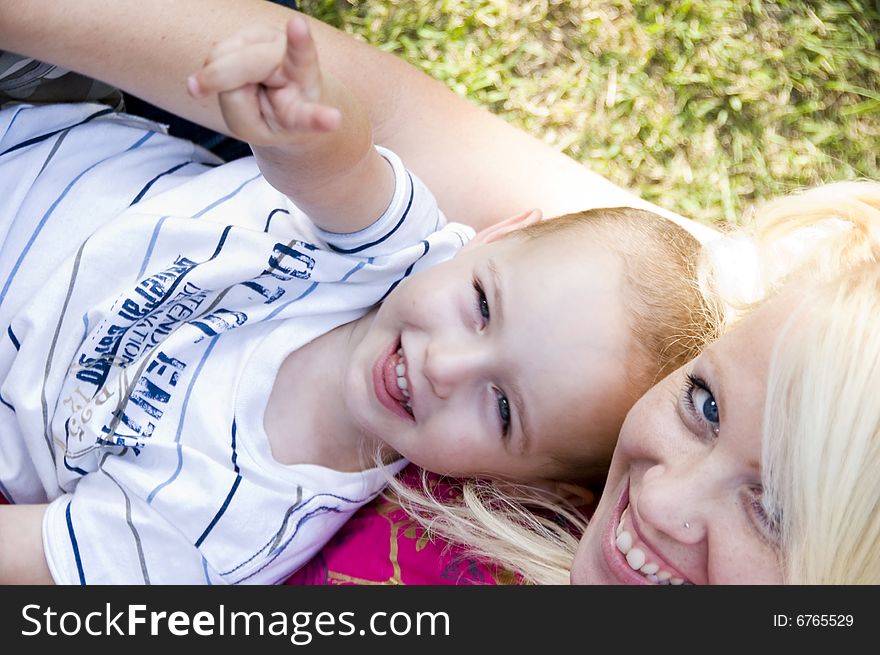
[571,293,791,584]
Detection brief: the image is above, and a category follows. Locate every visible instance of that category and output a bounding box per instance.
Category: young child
[0,17,709,584]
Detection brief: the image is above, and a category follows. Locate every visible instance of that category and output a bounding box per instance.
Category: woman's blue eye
[473,278,490,322]
[684,374,719,430]
[697,389,719,424]
[495,388,511,437]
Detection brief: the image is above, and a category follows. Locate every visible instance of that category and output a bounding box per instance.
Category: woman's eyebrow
[488,257,532,452]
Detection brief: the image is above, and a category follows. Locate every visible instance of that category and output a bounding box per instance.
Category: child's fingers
[268,85,341,133]
[189,42,283,97]
[280,15,322,99]
[188,44,278,96]
[291,103,341,133]
[217,87,275,144]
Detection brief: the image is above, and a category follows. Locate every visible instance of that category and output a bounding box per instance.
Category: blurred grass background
[300,0,880,225]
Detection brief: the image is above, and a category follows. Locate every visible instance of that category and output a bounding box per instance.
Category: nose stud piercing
[683,521,691,529]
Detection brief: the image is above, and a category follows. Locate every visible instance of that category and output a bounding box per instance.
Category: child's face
[344,227,641,483]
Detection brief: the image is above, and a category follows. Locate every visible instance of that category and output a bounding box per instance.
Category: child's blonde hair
[516,207,711,386]
[383,206,715,584]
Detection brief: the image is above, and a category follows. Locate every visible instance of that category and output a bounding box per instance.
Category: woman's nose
[636,463,707,545]
[422,338,486,399]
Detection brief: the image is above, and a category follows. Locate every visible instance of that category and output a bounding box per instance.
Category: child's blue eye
[494,387,511,437]
[473,278,490,322]
[683,373,719,433]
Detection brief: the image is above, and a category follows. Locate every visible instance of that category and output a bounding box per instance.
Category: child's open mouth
[384,342,414,416]
[374,336,415,420]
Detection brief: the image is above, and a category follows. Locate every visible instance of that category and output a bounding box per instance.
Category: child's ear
[465,208,543,249]
[497,478,595,508]
[530,480,595,508]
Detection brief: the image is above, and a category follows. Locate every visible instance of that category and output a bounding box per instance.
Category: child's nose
[423,339,486,399]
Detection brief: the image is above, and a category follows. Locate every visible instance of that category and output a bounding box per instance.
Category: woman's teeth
[396,348,413,414]
[615,507,687,585]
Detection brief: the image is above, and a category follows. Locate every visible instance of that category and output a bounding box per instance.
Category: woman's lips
[602,481,692,585]
[601,482,652,585]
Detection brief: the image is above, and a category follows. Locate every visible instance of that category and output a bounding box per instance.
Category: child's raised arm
[188,16,394,234]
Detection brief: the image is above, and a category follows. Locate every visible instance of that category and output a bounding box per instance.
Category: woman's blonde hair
[383,206,714,585]
[751,181,880,584]
[389,181,880,585]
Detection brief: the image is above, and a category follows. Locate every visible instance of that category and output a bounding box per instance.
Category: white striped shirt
[0,103,472,584]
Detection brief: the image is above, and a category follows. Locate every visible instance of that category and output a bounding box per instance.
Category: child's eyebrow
[489,257,532,453]
[509,379,532,454]
[488,258,505,326]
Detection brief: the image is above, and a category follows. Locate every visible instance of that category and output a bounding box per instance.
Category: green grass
[300,0,880,225]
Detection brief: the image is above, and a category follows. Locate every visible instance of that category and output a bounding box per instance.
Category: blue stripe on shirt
[3,104,28,136]
[146,335,219,505]
[128,161,192,207]
[0,390,14,413]
[137,216,169,279]
[263,208,290,233]
[0,130,156,306]
[223,488,366,581]
[378,240,431,302]
[328,171,415,255]
[6,325,19,350]
[65,500,87,585]
[135,173,259,279]
[194,420,243,548]
[235,505,345,584]
[0,106,114,157]
[264,281,318,321]
[262,257,370,322]
[192,173,262,218]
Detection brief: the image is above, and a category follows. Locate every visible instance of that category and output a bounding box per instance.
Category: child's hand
[187,15,341,146]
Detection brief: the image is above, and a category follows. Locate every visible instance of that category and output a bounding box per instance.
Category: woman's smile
[610,488,693,585]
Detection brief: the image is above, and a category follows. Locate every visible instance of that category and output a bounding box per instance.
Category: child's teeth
[616,531,632,554]
[395,354,409,395]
